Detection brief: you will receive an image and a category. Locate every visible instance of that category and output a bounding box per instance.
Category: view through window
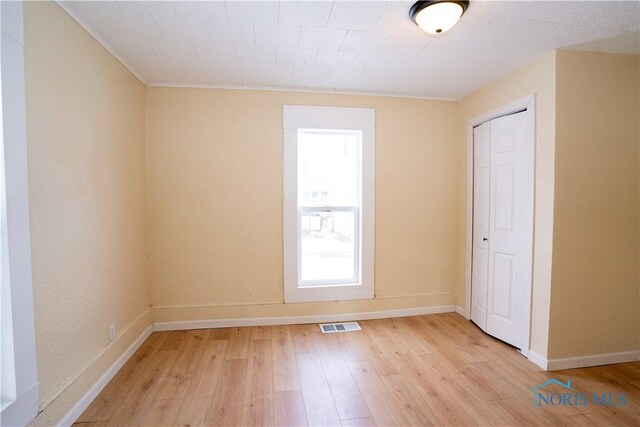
[297,130,361,285]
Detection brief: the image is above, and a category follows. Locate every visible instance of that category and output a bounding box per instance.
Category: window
[283,106,375,303]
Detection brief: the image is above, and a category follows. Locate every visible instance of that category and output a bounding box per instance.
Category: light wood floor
[75,313,640,426]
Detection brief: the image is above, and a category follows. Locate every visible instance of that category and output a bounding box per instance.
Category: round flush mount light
[409,1,469,35]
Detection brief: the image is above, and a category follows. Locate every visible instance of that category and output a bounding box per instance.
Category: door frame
[463,94,535,357]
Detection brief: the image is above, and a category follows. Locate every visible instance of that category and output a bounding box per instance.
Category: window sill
[284,283,374,303]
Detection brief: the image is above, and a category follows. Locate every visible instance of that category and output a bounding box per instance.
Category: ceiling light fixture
[409,1,469,35]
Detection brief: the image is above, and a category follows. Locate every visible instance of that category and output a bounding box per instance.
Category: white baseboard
[455,305,469,319]
[57,325,153,427]
[528,350,549,370]
[528,349,640,371]
[153,304,456,331]
[547,350,640,371]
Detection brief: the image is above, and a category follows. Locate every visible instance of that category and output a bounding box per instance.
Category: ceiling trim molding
[54,1,148,85]
[146,82,458,102]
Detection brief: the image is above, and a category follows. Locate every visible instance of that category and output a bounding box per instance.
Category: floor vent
[319,322,361,334]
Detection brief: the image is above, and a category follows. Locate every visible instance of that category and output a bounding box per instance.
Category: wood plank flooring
[75,313,640,426]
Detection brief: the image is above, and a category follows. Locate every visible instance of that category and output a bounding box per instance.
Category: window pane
[300,211,356,283]
[297,130,360,207]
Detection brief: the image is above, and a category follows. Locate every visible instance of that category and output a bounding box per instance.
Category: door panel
[494,165,515,231]
[491,252,514,320]
[470,121,491,330]
[485,111,533,350]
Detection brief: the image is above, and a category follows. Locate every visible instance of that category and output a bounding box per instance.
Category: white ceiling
[60,0,640,100]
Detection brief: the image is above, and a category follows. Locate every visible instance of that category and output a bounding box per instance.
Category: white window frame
[283,105,375,303]
[297,129,361,287]
[1,2,39,425]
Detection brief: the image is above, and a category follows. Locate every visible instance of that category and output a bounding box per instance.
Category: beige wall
[459,52,557,358]
[549,50,640,359]
[146,88,460,322]
[24,2,150,424]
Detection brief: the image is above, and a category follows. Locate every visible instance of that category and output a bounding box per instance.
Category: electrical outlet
[109,323,116,341]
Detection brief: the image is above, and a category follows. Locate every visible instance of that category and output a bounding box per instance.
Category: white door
[471,111,533,351]
[470,121,491,330]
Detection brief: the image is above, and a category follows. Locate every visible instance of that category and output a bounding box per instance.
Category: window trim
[0,2,39,425]
[283,105,375,303]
